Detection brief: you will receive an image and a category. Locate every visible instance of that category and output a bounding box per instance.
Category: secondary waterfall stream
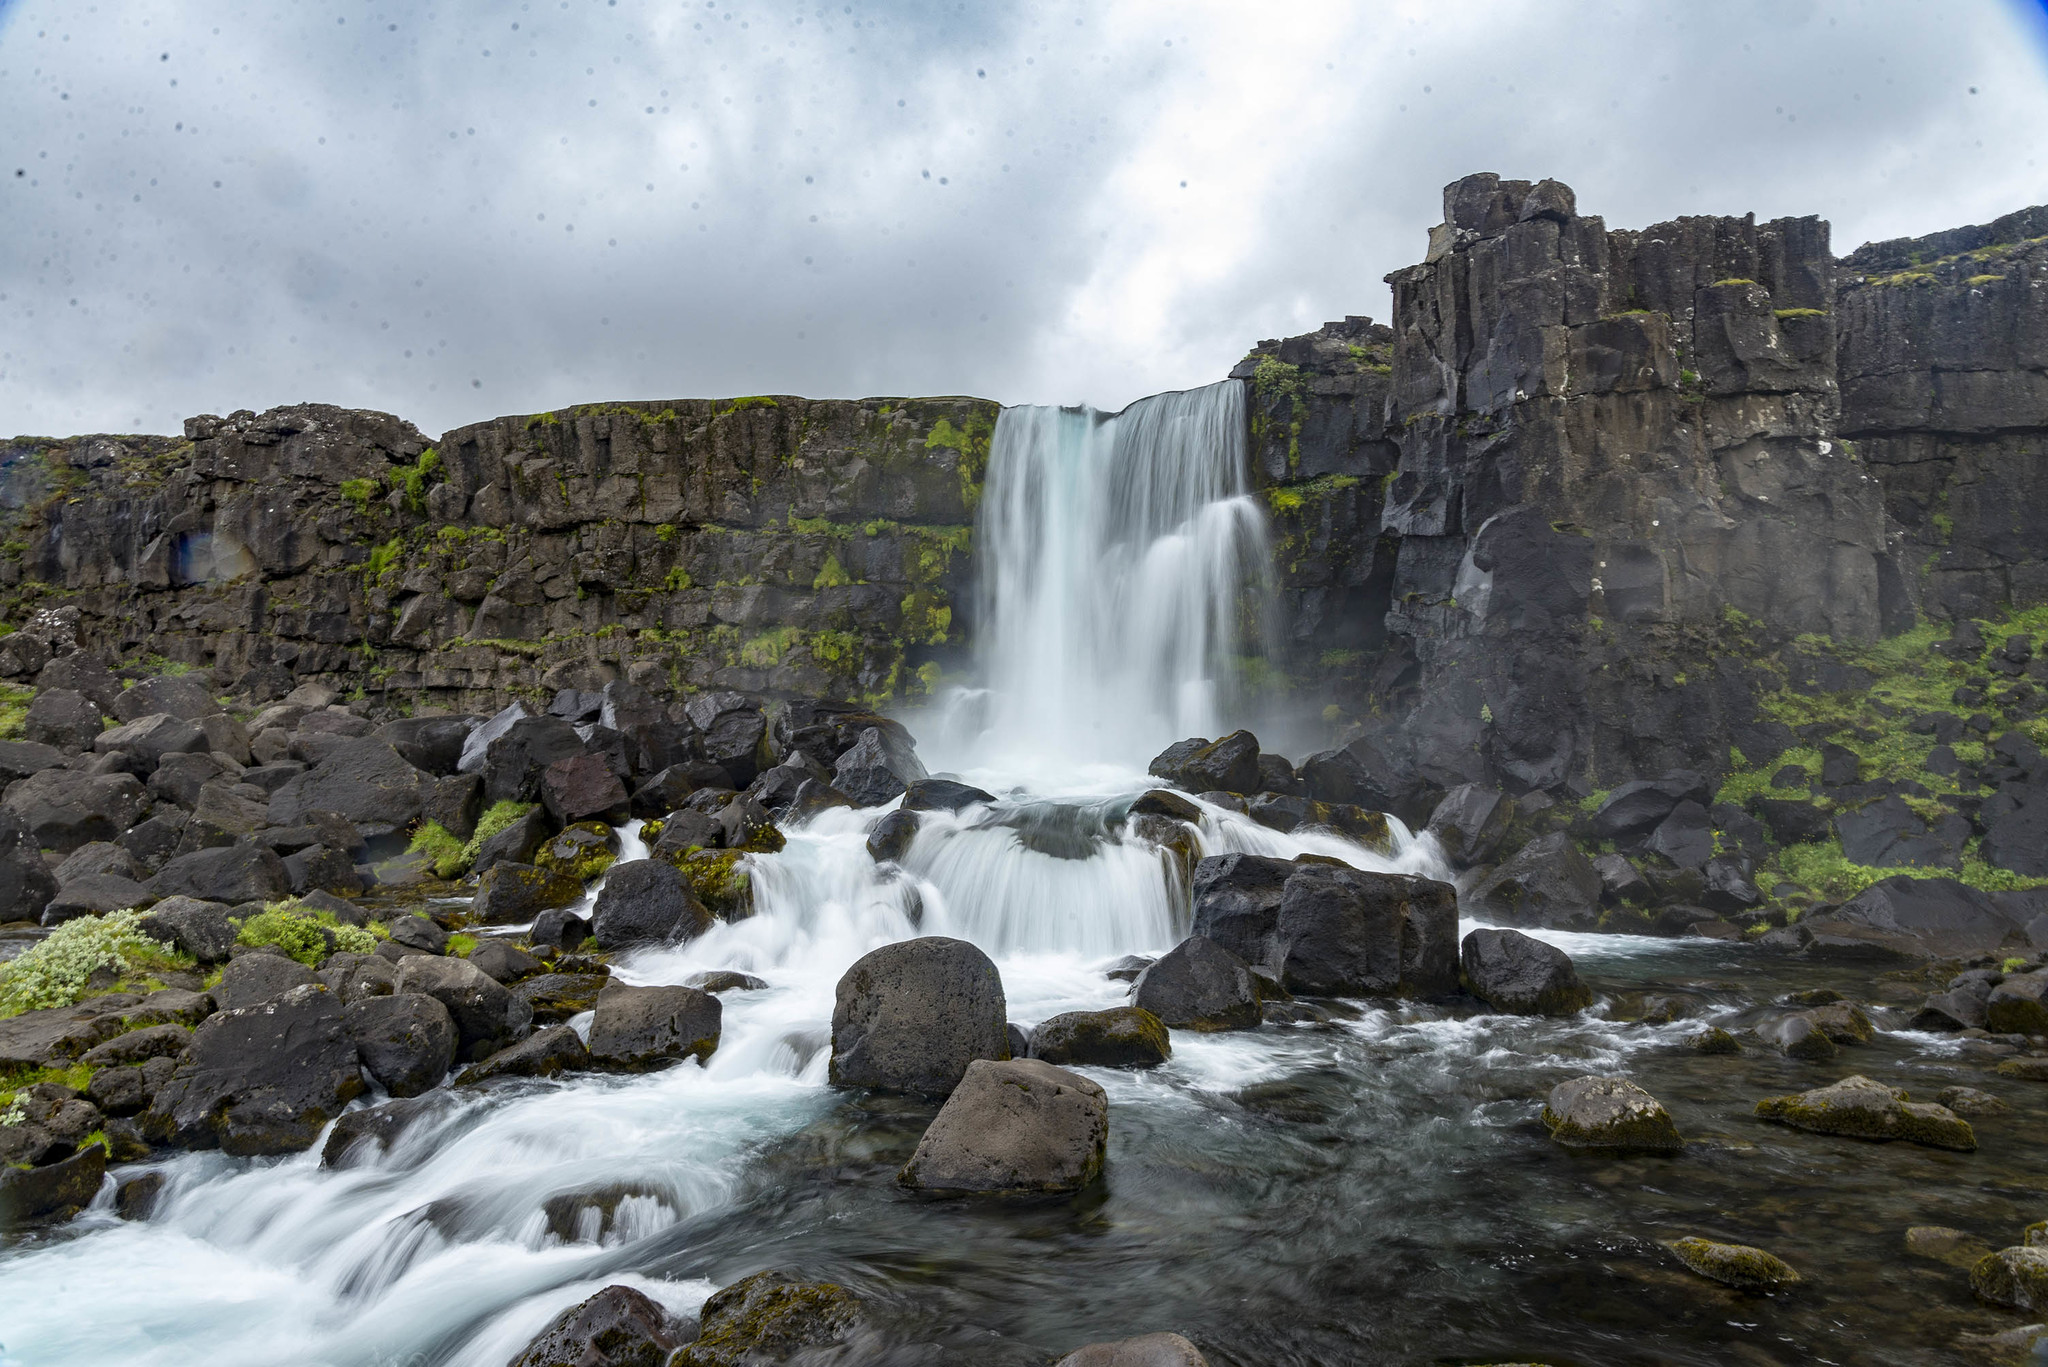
[0,383,2027,1367]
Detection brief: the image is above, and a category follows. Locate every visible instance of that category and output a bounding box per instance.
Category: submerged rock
[1030,1007,1171,1069]
[1755,1014,1840,1061]
[1754,1074,1976,1151]
[1663,1236,1800,1290]
[897,1057,1108,1194]
[1905,1225,1995,1269]
[830,936,1009,1095]
[1132,935,1261,1031]
[673,1271,864,1367]
[1459,927,1591,1017]
[1054,1333,1210,1367]
[509,1284,688,1367]
[1690,1026,1742,1054]
[1972,1246,2048,1311]
[1934,1085,2010,1116]
[1540,1076,1684,1153]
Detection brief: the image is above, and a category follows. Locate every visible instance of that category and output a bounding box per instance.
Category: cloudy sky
[3,0,2046,438]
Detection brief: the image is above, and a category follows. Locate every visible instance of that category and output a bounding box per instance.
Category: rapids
[1,382,2036,1367]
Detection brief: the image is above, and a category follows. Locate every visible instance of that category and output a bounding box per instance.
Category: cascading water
[4,383,1924,1367]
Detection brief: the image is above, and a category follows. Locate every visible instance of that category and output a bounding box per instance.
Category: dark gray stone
[211,953,317,1011]
[590,858,711,950]
[1460,927,1593,1016]
[149,845,292,904]
[392,954,532,1061]
[1148,731,1261,795]
[1274,864,1459,997]
[343,993,458,1097]
[897,1057,1107,1195]
[830,936,1008,1094]
[1132,935,1261,1031]
[586,981,721,1071]
[832,724,929,807]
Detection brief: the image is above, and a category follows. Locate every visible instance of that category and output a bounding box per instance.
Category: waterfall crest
[957,379,1271,776]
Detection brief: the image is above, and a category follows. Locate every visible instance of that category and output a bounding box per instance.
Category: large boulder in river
[586,981,721,1070]
[897,1057,1108,1194]
[1030,1007,1171,1069]
[1755,1074,1976,1150]
[480,716,586,804]
[540,752,630,827]
[590,859,711,951]
[1133,935,1261,1031]
[832,725,928,807]
[510,1284,689,1367]
[266,738,437,836]
[1148,731,1260,795]
[1189,852,1297,965]
[1541,1076,1683,1153]
[1274,864,1459,997]
[1972,1246,2048,1312]
[673,1271,865,1367]
[2,770,149,852]
[471,862,584,924]
[392,955,531,1062]
[141,983,366,1155]
[830,936,1009,1094]
[1986,971,2048,1035]
[343,993,457,1097]
[1053,1334,1210,1367]
[1464,833,1603,931]
[1460,927,1592,1016]
[687,692,771,789]
[1426,784,1513,868]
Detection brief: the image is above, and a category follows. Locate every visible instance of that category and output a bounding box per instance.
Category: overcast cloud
[3,0,2046,438]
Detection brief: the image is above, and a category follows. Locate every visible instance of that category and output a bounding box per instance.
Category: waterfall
[953,379,1272,777]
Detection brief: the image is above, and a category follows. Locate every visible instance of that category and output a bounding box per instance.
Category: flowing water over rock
[3,382,2044,1367]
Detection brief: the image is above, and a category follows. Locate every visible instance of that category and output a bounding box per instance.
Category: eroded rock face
[829,936,1008,1095]
[897,1057,1109,1195]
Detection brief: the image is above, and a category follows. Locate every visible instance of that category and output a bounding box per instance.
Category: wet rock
[1905,1225,1995,1269]
[1753,797,1831,845]
[86,1065,148,1116]
[1465,833,1603,931]
[1148,731,1260,795]
[1987,971,2048,1035]
[509,1283,688,1367]
[1133,935,1262,1031]
[1804,1001,1876,1044]
[115,1171,164,1221]
[1590,852,1653,906]
[1029,1007,1172,1069]
[467,939,544,984]
[456,1023,592,1085]
[587,981,721,1071]
[149,845,293,905]
[900,777,996,813]
[0,1143,106,1227]
[283,844,363,898]
[528,908,594,952]
[633,762,733,818]
[863,809,919,864]
[1755,1074,1976,1150]
[1130,789,1204,823]
[373,715,475,777]
[1995,1057,2048,1082]
[1755,1014,1839,1060]
[386,913,447,955]
[672,1271,864,1367]
[1426,783,1513,868]
[1805,876,2028,960]
[479,717,586,805]
[472,864,585,924]
[1105,955,1153,982]
[512,972,610,1023]
[1459,927,1592,1016]
[536,821,621,882]
[1664,1237,1801,1290]
[897,1057,1108,1194]
[1541,1076,1684,1153]
[472,806,551,874]
[1588,771,1708,839]
[320,1094,443,1168]
[344,993,458,1097]
[591,858,712,951]
[652,809,725,858]
[688,694,770,789]
[267,739,439,837]
[3,769,149,852]
[830,725,928,808]
[685,970,767,993]
[1935,1085,2010,1116]
[1188,852,1297,966]
[211,954,317,1011]
[1275,865,1459,997]
[141,984,365,1155]
[1973,1247,2048,1311]
[1690,1026,1742,1054]
[1912,980,1993,1031]
[830,936,1009,1094]
[392,955,532,1062]
[1645,801,1715,871]
[1053,1334,1209,1367]
[317,951,396,1003]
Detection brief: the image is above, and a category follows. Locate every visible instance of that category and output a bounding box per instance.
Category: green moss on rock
[1755,1073,1975,1151]
[535,822,620,883]
[673,1271,863,1367]
[1664,1237,1801,1290]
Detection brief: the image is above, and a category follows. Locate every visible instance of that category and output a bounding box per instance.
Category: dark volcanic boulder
[138,895,237,961]
[540,753,630,826]
[1030,1007,1171,1068]
[1986,971,2048,1035]
[149,844,293,904]
[832,725,929,807]
[466,938,543,983]
[830,936,1009,1094]
[0,810,59,924]
[0,1144,107,1227]
[0,738,68,787]
[586,981,721,1070]
[392,955,532,1061]
[864,809,919,863]
[1132,935,1260,1031]
[93,712,209,766]
[481,716,586,804]
[1805,876,2026,959]
[513,971,610,1022]
[472,806,551,874]
[901,777,997,813]
[343,993,458,1097]
[141,983,366,1155]
[42,872,153,924]
[510,1284,687,1367]
[1465,833,1603,931]
[1426,784,1513,868]
[1753,797,1831,845]
[1148,731,1260,795]
[687,692,770,789]
[631,761,734,818]
[456,1023,592,1085]
[1755,1074,1975,1150]
[590,858,712,951]
[1645,800,1715,870]
[1274,864,1459,997]
[1756,1013,1840,1060]
[24,688,104,752]
[673,1271,864,1367]
[114,673,221,723]
[1460,927,1593,1016]
[211,954,318,1011]
[2,770,149,852]
[651,809,723,858]
[1835,796,1966,871]
[528,908,595,953]
[373,716,474,777]
[471,863,585,924]
[1189,852,1298,965]
[1587,771,1708,839]
[897,1057,1108,1194]
[266,739,437,836]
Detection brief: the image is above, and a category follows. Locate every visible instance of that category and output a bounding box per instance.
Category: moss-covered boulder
[1540,1076,1684,1153]
[1755,1013,1840,1061]
[673,1271,864,1367]
[534,821,620,883]
[1754,1074,1976,1150]
[1973,1246,2048,1311]
[511,971,611,1023]
[1030,1006,1171,1069]
[471,862,584,924]
[1664,1236,1801,1290]
[509,1283,686,1367]
[1690,1026,1742,1054]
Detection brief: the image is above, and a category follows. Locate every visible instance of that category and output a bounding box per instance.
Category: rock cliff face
[0,398,994,710]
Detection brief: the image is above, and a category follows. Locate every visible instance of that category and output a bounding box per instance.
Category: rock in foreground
[830,936,1008,1095]
[1972,1246,2048,1311]
[1754,1074,1976,1151]
[673,1271,864,1367]
[1132,935,1260,1031]
[1030,1007,1171,1069]
[1460,927,1592,1016]
[1664,1237,1801,1290]
[509,1284,687,1367]
[142,983,365,1155]
[898,1058,1108,1195]
[587,982,721,1071]
[1540,1076,1684,1153]
[1054,1332,1211,1367]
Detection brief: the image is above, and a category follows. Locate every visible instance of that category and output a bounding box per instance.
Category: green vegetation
[812,554,852,590]
[1265,473,1360,514]
[740,626,804,669]
[719,396,780,416]
[393,447,443,514]
[408,820,469,879]
[460,801,536,866]
[446,933,478,958]
[0,681,35,740]
[1965,274,2006,286]
[1710,278,1758,288]
[1252,356,1309,471]
[339,478,380,514]
[235,901,379,965]
[1773,308,1828,320]
[365,537,404,582]
[664,565,694,591]
[1,1062,97,1117]
[0,912,193,1018]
